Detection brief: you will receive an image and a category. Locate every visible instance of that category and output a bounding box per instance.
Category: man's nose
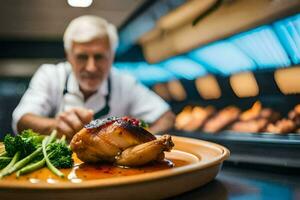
[85,56,97,72]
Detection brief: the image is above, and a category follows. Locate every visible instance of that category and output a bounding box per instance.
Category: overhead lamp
[275,67,300,94]
[195,75,221,99]
[230,72,259,98]
[67,0,93,7]
[167,80,187,101]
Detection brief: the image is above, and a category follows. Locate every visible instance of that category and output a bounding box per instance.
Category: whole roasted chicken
[70,117,174,167]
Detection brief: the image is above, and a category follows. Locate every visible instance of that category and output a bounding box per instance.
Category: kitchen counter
[170,165,300,200]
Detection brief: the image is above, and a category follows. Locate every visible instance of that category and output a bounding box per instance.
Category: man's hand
[55,108,94,140]
[149,110,175,134]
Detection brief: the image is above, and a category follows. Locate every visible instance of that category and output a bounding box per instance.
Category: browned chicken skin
[70,117,174,167]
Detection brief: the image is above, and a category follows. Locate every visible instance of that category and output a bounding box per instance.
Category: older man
[13,15,175,139]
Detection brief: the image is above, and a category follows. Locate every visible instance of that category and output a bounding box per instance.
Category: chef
[12,15,175,139]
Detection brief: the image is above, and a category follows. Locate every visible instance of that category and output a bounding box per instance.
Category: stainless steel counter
[170,165,300,200]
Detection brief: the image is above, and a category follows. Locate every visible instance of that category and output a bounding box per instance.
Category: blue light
[161,56,207,80]
[116,13,300,85]
[273,13,300,65]
[114,62,175,86]
[230,26,291,69]
[114,62,140,77]
[188,41,256,76]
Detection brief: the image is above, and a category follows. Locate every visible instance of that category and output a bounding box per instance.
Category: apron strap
[94,76,111,119]
[63,73,70,96]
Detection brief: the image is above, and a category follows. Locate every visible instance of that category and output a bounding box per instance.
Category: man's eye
[94,54,104,60]
[77,54,88,61]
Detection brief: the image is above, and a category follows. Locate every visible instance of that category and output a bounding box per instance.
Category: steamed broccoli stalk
[0,157,11,169]
[0,152,7,157]
[16,131,59,177]
[42,136,65,178]
[16,158,45,177]
[0,130,73,178]
[0,130,53,178]
[42,133,73,178]
[0,152,20,178]
[11,130,69,178]
[5,147,43,175]
[17,134,72,177]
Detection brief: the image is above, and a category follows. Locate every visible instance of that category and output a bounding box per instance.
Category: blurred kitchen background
[1,0,300,167]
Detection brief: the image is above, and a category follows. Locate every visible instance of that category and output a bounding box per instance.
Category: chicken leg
[115,135,173,167]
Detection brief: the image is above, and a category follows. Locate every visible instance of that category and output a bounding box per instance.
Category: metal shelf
[170,130,300,168]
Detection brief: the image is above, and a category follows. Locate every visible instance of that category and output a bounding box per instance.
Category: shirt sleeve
[12,64,59,134]
[125,75,170,123]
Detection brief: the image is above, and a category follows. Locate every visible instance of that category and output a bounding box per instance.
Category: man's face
[67,37,113,94]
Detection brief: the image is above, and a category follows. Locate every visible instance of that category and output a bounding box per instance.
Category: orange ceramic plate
[0,136,229,200]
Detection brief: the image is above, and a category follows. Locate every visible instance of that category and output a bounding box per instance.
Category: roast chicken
[203,106,241,133]
[70,117,174,167]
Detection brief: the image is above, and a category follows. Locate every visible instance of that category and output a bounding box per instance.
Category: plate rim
[0,136,230,189]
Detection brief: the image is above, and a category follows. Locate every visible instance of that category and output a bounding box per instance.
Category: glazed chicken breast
[70,117,174,167]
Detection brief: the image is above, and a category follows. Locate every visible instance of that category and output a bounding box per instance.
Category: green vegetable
[4,130,44,158]
[0,151,7,157]
[0,152,20,178]
[16,135,71,176]
[139,120,149,128]
[6,147,42,175]
[42,136,65,178]
[0,130,73,178]
[47,142,73,169]
[16,130,58,177]
[0,157,11,169]
[16,158,45,177]
[21,129,44,147]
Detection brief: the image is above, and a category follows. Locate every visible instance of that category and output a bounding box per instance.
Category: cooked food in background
[266,104,300,134]
[239,101,262,121]
[71,117,174,167]
[175,106,193,130]
[288,104,300,127]
[260,108,281,123]
[230,101,281,133]
[175,106,215,132]
[183,106,215,132]
[266,119,296,134]
[174,101,300,134]
[203,106,241,133]
[237,101,281,123]
[231,118,269,133]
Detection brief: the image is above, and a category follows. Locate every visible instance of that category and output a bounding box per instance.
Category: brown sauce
[1,157,189,183]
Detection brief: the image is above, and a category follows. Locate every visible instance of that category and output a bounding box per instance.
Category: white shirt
[12,62,170,134]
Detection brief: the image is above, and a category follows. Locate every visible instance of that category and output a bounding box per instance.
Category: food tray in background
[170,130,300,168]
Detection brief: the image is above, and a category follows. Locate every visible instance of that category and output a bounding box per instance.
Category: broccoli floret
[47,142,73,168]
[4,134,25,157]
[21,129,44,148]
[3,134,15,157]
[4,130,44,158]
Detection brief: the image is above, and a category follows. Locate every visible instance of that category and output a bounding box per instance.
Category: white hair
[63,15,119,53]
